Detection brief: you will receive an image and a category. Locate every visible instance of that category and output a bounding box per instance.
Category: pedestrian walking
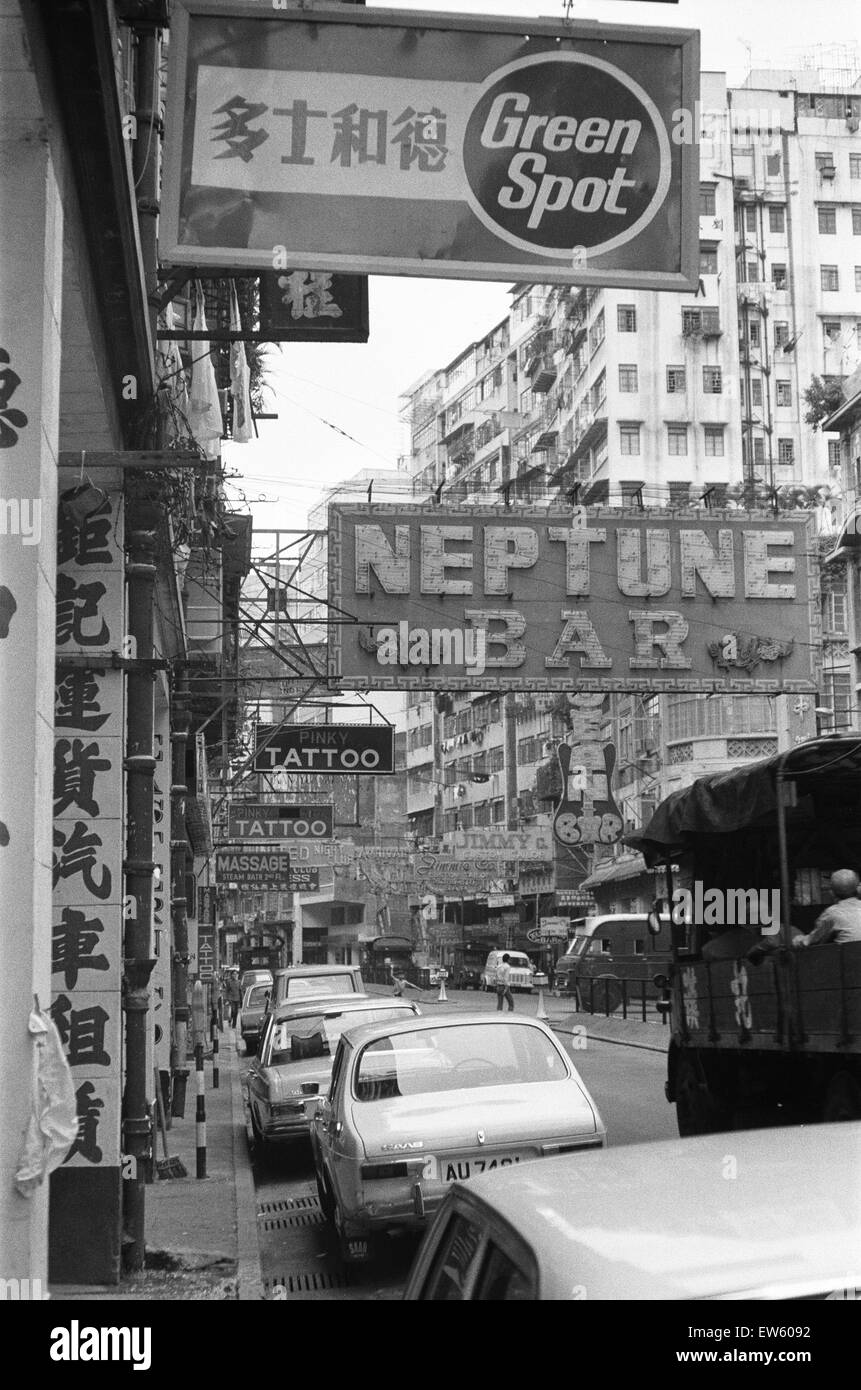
[496,952,515,1012]
[225,971,241,1027]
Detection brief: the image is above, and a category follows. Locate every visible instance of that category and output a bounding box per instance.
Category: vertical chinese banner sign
[49,473,125,1285]
[150,697,172,1084]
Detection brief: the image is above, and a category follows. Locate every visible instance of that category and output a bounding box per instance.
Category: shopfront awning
[580,852,650,889]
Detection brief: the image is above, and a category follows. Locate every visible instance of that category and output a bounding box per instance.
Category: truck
[237,928,286,978]
[635,736,861,1134]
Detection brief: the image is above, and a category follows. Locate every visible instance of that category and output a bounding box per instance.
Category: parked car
[403,1122,861,1300]
[238,982,272,1056]
[240,968,273,995]
[480,950,534,993]
[246,995,422,1154]
[310,1013,605,1263]
[264,964,365,1018]
[553,915,672,1009]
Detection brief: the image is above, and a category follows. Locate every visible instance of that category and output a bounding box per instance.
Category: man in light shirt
[794,869,861,947]
[496,953,514,1012]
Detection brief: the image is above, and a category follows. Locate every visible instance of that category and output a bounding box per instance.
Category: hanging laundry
[16,1009,78,1197]
[229,283,254,443]
[186,283,224,457]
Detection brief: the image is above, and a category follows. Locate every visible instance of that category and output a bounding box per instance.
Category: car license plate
[439,1154,524,1182]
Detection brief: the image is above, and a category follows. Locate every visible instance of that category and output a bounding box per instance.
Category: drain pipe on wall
[170,667,191,1118]
[122,528,159,1272]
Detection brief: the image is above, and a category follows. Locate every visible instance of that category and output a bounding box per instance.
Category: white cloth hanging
[186,283,224,457]
[15,1009,78,1197]
[229,283,254,443]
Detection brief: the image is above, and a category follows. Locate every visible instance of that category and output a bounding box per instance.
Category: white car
[405,1122,861,1300]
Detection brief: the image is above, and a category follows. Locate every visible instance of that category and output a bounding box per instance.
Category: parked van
[553,915,672,1007]
[481,950,534,993]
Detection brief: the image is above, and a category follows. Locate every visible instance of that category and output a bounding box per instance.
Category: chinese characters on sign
[53,480,124,1171]
[258,271,369,343]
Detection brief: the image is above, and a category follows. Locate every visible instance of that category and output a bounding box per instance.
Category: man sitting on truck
[793,868,861,947]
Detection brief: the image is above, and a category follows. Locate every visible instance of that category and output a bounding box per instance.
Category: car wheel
[822,1071,861,1122]
[250,1106,271,1160]
[675,1051,733,1137]
[316,1169,336,1223]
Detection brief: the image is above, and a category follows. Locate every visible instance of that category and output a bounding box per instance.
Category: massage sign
[162,8,699,290]
[328,507,819,694]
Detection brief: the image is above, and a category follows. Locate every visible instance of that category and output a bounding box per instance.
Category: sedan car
[404,1123,861,1300]
[245,995,422,1154]
[238,982,271,1056]
[310,1014,605,1263]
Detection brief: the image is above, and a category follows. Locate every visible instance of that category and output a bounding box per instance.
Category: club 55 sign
[328,505,819,694]
[162,4,699,291]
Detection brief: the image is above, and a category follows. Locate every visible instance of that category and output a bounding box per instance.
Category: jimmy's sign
[328,506,819,694]
[253,723,395,775]
[161,5,699,290]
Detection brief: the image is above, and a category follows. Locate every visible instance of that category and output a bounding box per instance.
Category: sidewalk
[50,1028,263,1301]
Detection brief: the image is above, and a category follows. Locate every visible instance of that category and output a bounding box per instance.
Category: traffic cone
[437,975,448,1003]
[536,988,548,1021]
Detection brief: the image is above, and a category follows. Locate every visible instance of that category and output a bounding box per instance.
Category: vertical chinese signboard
[150,699,172,1079]
[50,474,125,1285]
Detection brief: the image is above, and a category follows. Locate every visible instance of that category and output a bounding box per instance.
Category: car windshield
[354,1023,568,1101]
[507,954,531,969]
[269,1006,412,1066]
[285,975,354,998]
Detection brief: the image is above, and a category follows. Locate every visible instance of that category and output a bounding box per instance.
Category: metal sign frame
[161,1,700,291]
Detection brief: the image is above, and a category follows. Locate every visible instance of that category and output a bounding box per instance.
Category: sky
[221,0,861,537]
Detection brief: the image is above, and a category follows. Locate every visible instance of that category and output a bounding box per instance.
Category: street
[249,994,675,1300]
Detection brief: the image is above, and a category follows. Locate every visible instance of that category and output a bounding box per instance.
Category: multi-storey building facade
[394,63,860,932]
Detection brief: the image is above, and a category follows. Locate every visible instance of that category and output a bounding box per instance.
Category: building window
[699,245,718,275]
[776,380,792,407]
[703,366,723,394]
[618,364,639,392]
[823,590,848,633]
[591,369,606,413]
[704,425,725,456]
[853,208,861,235]
[828,440,841,469]
[667,424,688,456]
[621,480,644,505]
[823,319,842,344]
[815,151,836,175]
[666,366,686,393]
[699,183,716,215]
[855,267,861,292]
[818,206,837,234]
[490,798,505,824]
[768,205,785,233]
[668,481,692,507]
[851,154,861,179]
[772,264,788,290]
[265,587,288,614]
[617,305,637,332]
[489,745,504,773]
[751,377,763,408]
[748,319,760,347]
[745,206,757,232]
[589,309,605,353]
[778,438,795,466]
[746,259,759,283]
[619,424,641,456]
[473,802,490,827]
[821,265,840,291]
[774,321,790,348]
[752,437,766,465]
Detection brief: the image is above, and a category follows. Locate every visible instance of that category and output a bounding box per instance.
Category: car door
[247,1012,274,1129]
[317,1037,354,1204]
[313,1037,347,1176]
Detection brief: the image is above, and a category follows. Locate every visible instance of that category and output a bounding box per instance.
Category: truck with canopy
[633,736,861,1134]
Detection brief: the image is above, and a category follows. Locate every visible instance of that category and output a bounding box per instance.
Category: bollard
[195,1044,207,1178]
[212,1027,219,1090]
[437,970,448,1003]
[536,987,549,1021]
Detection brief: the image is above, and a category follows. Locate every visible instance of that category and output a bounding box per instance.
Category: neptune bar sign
[328,506,819,694]
[161,4,699,290]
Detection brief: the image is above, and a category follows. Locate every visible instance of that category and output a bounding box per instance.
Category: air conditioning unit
[820,163,836,179]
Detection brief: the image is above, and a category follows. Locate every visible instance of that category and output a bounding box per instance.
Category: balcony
[571,409,608,460]
[526,353,558,393]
